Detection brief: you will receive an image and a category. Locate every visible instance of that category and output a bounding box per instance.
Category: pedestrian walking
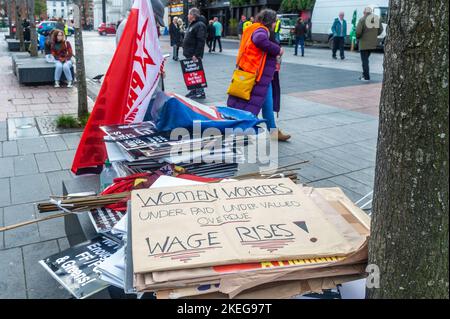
[182,7,207,99]
[212,17,223,52]
[331,12,347,60]
[169,17,181,61]
[293,17,307,56]
[206,20,215,53]
[356,7,383,81]
[238,15,246,40]
[227,9,291,142]
[51,30,73,88]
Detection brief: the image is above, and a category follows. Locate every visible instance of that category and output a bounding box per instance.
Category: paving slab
[2,140,19,156]
[0,178,11,207]
[55,150,76,170]
[10,173,51,205]
[13,154,39,176]
[44,135,69,152]
[35,152,62,173]
[22,240,72,299]
[3,203,40,248]
[17,137,49,154]
[0,157,14,178]
[0,247,27,299]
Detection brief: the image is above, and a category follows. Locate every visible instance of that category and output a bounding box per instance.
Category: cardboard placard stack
[127,178,370,299]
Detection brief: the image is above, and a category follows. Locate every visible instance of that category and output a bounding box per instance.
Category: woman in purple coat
[227,9,291,141]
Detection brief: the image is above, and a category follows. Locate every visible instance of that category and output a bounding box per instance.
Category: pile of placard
[101,121,248,179]
[121,177,370,299]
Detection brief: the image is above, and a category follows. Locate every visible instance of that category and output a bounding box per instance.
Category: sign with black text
[180,59,208,90]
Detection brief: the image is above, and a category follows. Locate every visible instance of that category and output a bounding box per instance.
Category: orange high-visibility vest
[236,23,269,82]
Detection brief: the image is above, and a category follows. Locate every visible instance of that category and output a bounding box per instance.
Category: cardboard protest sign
[180,58,208,90]
[131,178,359,273]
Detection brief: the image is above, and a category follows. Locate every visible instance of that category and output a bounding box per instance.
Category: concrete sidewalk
[0,32,380,299]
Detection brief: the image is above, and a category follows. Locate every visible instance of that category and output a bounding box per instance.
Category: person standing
[294,17,307,56]
[206,20,215,53]
[169,17,181,61]
[182,7,207,99]
[227,9,290,141]
[238,15,246,40]
[274,18,281,44]
[356,7,383,81]
[243,16,254,32]
[212,17,223,52]
[51,30,73,88]
[331,12,347,60]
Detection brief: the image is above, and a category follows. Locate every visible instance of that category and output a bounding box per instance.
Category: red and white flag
[71,0,164,174]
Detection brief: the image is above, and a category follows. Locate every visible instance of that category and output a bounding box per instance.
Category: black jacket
[169,22,181,46]
[206,23,215,41]
[294,22,307,37]
[182,19,207,59]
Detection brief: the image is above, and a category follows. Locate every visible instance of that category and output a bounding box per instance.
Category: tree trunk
[15,0,24,51]
[368,0,449,299]
[26,0,37,56]
[6,0,14,36]
[74,1,89,118]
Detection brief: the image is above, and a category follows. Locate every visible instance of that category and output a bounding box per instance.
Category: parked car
[98,23,117,35]
[37,21,75,36]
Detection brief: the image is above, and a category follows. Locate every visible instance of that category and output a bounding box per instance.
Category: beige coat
[356,14,383,51]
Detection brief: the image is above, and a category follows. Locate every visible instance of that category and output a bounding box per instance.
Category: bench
[11,52,32,76]
[6,39,31,51]
[13,57,75,85]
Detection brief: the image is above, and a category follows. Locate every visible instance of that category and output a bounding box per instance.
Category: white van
[310,0,389,48]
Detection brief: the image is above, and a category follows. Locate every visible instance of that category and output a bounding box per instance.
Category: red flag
[71,0,164,174]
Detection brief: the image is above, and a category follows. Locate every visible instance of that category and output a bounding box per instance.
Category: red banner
[71,0,163,174]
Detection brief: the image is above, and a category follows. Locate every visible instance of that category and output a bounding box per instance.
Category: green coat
[356,14,383,50]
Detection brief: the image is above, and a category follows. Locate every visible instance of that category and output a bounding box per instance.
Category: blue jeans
[261,83,276,129]
[54,60,73,81]
[295,36,305,56]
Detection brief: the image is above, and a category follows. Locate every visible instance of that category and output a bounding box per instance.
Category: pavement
[0,32,382,299]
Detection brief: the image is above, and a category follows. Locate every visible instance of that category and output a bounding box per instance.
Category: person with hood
[227,9,291,141]
[182,8,207,99]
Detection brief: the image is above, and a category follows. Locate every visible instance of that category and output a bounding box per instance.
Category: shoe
[277,129,291,142]
[194,92,206,99]
[359,76,370,82]
[341,57,345,60]
[185,90,196,98]
[67,81,73,88]
[332,56,337,60]
[270,129,291,142]
[219,49,222,52]
[54,81,60,88]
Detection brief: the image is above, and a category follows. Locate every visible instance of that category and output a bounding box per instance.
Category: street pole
[102,0,106,23]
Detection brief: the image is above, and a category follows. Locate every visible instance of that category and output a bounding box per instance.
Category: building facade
[47,0,69,19]
[93,0,131,29]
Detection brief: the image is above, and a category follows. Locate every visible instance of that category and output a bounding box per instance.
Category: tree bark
[6,0,14,36]
[26,0,37,56]
[15,0,24,51]
[368,0,449,299]
[74,1,89,118]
